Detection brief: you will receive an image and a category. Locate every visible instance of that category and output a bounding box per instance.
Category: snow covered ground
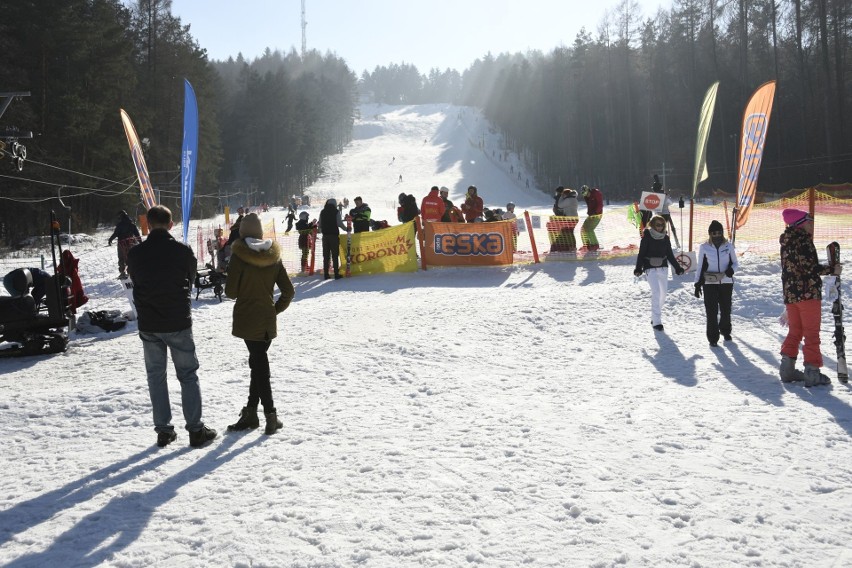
[1,104,851,567]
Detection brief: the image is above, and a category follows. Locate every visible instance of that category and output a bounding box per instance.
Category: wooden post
[688,199,694,252]
[524,210,540,264]
[415,217,427,271]
[308,227,317,276]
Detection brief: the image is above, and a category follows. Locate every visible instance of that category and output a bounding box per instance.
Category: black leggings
[703,283,733,343]
[322,234,340,276]
[245,338,274,410]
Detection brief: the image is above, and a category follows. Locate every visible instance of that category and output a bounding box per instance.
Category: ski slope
[0,104,850,567]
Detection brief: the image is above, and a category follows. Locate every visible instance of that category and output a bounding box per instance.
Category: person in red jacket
[420,186,446,222]
[58,249,88,312]
[580,185,604,251]
[461,185,484,222]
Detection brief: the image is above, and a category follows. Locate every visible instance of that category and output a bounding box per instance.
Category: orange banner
[735,81,776,229]
[120,109,158,210]
[423,221,515,266]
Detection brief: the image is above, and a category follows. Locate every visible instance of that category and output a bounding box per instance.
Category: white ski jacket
[695,240,739,285]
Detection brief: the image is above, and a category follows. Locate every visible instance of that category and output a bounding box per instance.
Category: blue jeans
[140,328,204,433]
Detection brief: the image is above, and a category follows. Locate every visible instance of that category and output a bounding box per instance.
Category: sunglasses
[710,231,723,236]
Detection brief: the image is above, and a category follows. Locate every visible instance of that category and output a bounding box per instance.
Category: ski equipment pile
[826,242,848,383]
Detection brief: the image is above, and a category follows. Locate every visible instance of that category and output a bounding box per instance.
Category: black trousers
[245,338,273,410]
[322,233,340,277]
[703,283,733,343]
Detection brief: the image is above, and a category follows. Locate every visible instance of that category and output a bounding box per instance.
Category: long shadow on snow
[291,265,517,300]
[290,257,614,301]
[3,434,264,567]
[642,332,700,387]
[783,380,852,437]
[0,447,171,547]
[709,341,785,407]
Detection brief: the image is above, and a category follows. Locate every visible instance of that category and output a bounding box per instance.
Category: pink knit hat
[782,208,810,227]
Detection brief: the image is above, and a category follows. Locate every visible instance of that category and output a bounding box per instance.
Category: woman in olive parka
[225,213,295,434]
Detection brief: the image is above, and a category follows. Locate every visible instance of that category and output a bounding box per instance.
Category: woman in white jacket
[694,220,739,346]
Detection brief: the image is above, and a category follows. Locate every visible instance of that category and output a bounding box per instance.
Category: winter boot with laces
[227,406,259,431]
[264,408,283,435]
[803,364,831,387]
[780,355,805,383]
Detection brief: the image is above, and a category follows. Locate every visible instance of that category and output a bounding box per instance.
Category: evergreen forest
[0,0,849,244]
[0,0,357,245]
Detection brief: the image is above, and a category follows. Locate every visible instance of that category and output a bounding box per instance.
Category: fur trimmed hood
[230,238,281,268]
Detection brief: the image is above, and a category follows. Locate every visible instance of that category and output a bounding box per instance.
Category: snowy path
[0,104,850,567]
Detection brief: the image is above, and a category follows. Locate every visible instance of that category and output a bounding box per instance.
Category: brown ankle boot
[264,408,282,435]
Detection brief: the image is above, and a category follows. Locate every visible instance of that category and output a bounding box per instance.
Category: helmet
[398,193,406,203]
[299,211,309,220]
[506,202,515,210]
[440,186,449,194]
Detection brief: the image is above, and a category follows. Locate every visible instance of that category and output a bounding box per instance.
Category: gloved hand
[725,266,735,277]
[675,266,685,276]
[107,240,113,246]
[633,268,643,277]
[694,283,703,298]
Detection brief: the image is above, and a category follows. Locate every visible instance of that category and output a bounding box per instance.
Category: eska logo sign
[434,233,505,256]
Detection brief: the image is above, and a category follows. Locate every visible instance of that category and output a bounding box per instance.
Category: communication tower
[301,0,307,58]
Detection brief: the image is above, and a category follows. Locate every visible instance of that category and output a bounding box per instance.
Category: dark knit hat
[240,213,263,239]
[708,220,724,234]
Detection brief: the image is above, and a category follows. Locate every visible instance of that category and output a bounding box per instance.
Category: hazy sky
[170,0,672,75]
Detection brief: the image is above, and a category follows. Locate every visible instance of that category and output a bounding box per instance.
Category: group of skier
[633,207,845,388]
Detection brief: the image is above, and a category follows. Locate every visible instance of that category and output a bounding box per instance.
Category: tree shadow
[3,435,264,567]
[641,332,700,387]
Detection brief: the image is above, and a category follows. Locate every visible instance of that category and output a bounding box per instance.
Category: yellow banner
[692,81,719,198]
[342,222,418,276]
[423,221,515,266]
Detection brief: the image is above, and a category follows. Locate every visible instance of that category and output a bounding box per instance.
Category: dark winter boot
[804,364,831,387]
[264,408,282,435]
[227,406,259,431]
[780,355,805,383]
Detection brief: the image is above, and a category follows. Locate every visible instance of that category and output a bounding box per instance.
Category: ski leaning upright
[826,242,848,383]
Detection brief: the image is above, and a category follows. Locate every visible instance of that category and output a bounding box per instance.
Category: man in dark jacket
[319,198,348,279]
[227,207,245,246]
[349,196,371,233]
[108,210,141,278]
[127,205,217,449]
